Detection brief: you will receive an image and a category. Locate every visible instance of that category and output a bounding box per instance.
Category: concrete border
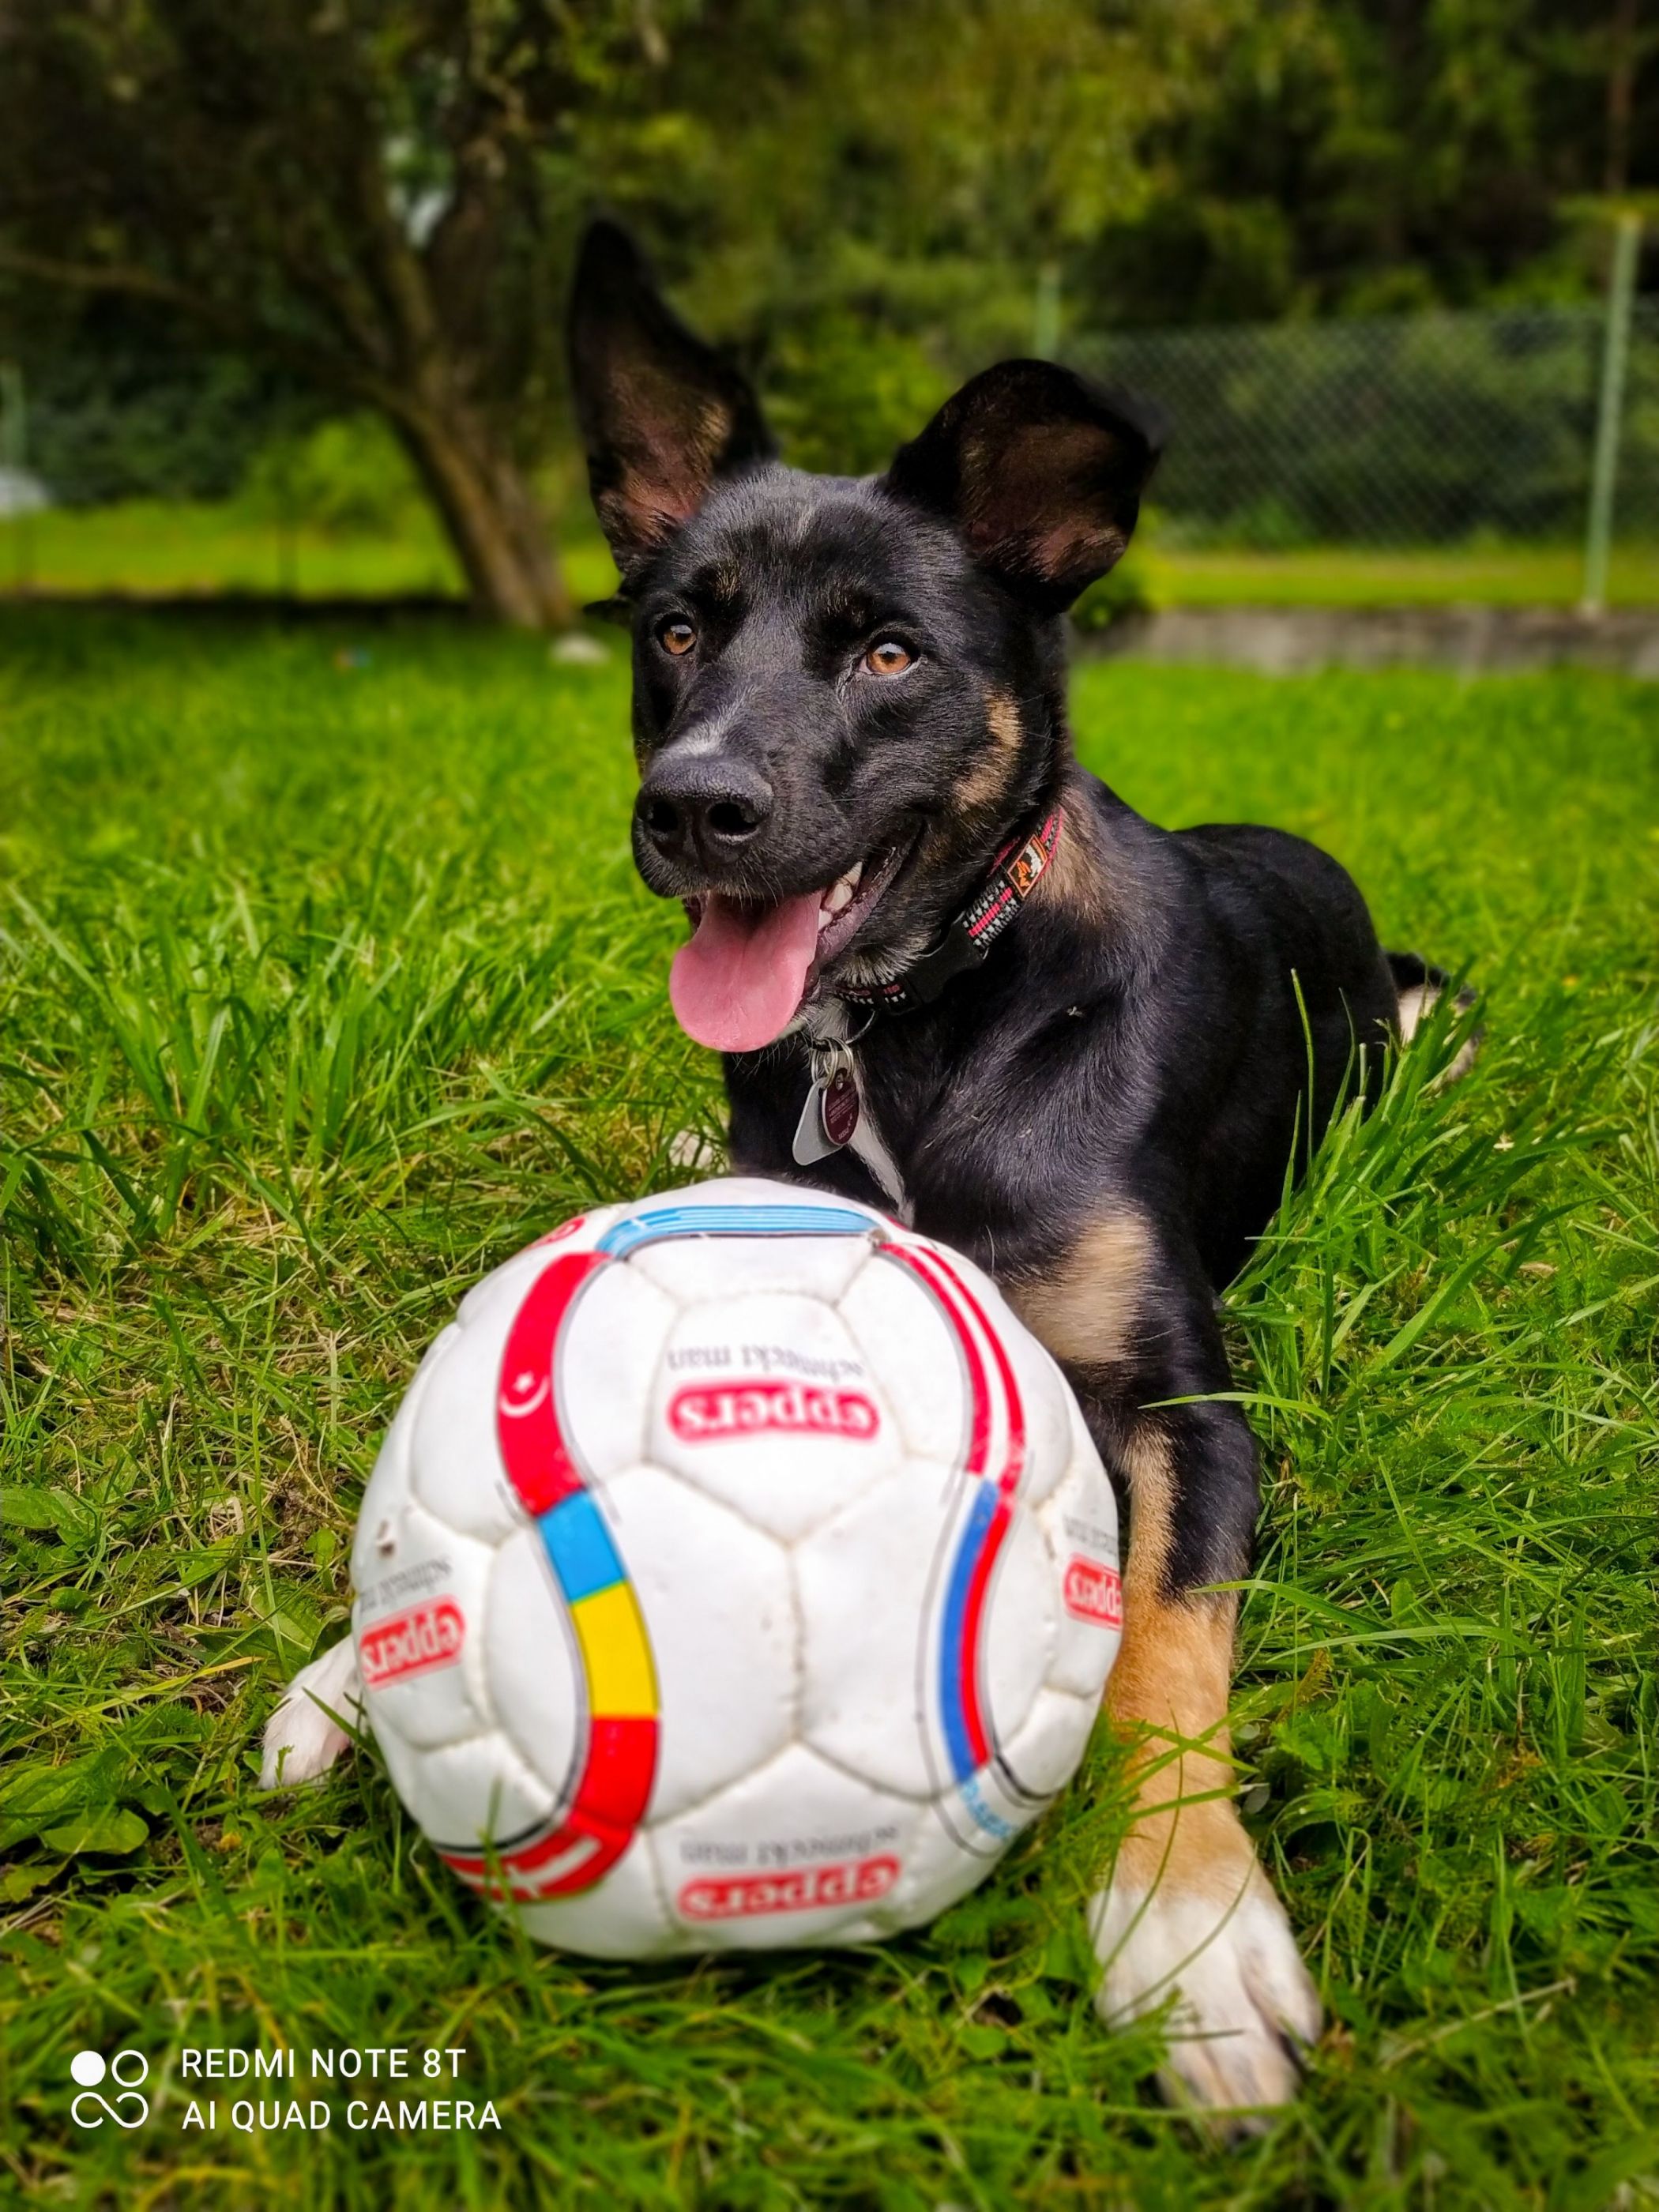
[1078,604,1659,677]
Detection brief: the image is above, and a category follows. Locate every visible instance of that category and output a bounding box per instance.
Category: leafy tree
[582,0,1221,454]
[0,1,699,623]
[0,0,1206,598]
[1,0,1649,614]
[1080,0,1659,327]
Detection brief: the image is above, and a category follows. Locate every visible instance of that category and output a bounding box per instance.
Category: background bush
[237,416,427,536]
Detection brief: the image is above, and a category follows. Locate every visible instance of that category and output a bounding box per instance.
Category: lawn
[0,504,618,610]
[0,501,465,603]
[1137,541,1659,611]
[2,613,1657,2209]
[6,501,1658,611]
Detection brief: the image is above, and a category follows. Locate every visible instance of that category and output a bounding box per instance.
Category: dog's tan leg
[1089,1428,1320,2119]
[1014,1217,1321,2116]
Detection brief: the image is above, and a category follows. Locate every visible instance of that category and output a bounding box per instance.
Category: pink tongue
[670,891,824,1051]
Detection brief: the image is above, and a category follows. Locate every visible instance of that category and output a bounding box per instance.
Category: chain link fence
[1066,301,1659,563]
[4,298,1657,608]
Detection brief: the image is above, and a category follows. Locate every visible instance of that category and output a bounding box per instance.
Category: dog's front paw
[1090,1860,1322,2122]
[259,1637,363,1789]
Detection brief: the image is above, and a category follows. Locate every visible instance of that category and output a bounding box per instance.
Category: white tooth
[817,860,865,930]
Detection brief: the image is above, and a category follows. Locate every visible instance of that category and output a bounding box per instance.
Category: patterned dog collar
[837,807,1063,1014]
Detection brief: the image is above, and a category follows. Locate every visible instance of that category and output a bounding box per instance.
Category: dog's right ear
[567,220,774,581]
[882,361,1164,614]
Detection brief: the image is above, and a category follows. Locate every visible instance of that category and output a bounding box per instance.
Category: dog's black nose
[635,757,773,866]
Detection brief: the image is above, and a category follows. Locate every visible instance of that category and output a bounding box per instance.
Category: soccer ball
[349,1178,1122,1955]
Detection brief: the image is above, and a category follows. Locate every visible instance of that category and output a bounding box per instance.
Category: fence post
[276,446,299,599]
[1581,211,1642,615]
[1,359,30,594]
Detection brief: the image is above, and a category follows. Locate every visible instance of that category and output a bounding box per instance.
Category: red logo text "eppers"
[359,1599,465,1688]
[1063,1558,1123,1627]
[678,1854,900,1921]
[668,1381,880,1444]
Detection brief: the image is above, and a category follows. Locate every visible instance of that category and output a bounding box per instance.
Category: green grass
[1136,541,1659,610]
[7,501,1657,609]
[0,506,623,613]
[2,613,1657,2208]
[2,501,465,601]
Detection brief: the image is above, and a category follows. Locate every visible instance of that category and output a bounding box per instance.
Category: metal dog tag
[792,1048,860,1164]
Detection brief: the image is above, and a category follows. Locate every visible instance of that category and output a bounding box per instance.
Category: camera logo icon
[70,2050,150,2129]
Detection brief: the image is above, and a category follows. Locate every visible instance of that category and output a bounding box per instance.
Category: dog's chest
[778,999,1085,1262]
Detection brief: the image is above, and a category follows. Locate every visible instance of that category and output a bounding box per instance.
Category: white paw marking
[260,1637,363,1789]
[1091,1865,1322,2116]
[1396,982,1478,1082]
[1394,982,1432,1044]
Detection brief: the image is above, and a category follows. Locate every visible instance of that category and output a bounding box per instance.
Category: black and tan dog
[565,221,1468,2114]
[263,224,1458,2115]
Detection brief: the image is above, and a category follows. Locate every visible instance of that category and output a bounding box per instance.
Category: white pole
[1581,212,1642,616]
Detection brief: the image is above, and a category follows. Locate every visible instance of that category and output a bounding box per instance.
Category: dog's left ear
[882,361,1164,614]
[568,219,775,581]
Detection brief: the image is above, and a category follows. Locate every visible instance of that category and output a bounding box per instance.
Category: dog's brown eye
[659,619,697,657]
[863,639,912,676]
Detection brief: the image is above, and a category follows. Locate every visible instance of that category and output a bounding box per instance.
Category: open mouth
[670,841,911,1053]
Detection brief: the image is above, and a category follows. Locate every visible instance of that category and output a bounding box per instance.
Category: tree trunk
[394,404,574,628]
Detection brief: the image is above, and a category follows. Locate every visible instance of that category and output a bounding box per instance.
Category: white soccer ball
[349,1177,1122,1955]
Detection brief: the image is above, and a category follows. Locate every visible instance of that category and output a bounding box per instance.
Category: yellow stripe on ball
[571,1582,657,1717]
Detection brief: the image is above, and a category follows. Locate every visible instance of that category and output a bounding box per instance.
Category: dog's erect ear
[568,220,774,579]
[882,361,1164,613]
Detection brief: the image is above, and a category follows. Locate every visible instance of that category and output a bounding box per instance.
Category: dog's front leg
[1090,1405,1321,2118]
[1014,1228,1321,2119]
[261,1635,363,1789]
